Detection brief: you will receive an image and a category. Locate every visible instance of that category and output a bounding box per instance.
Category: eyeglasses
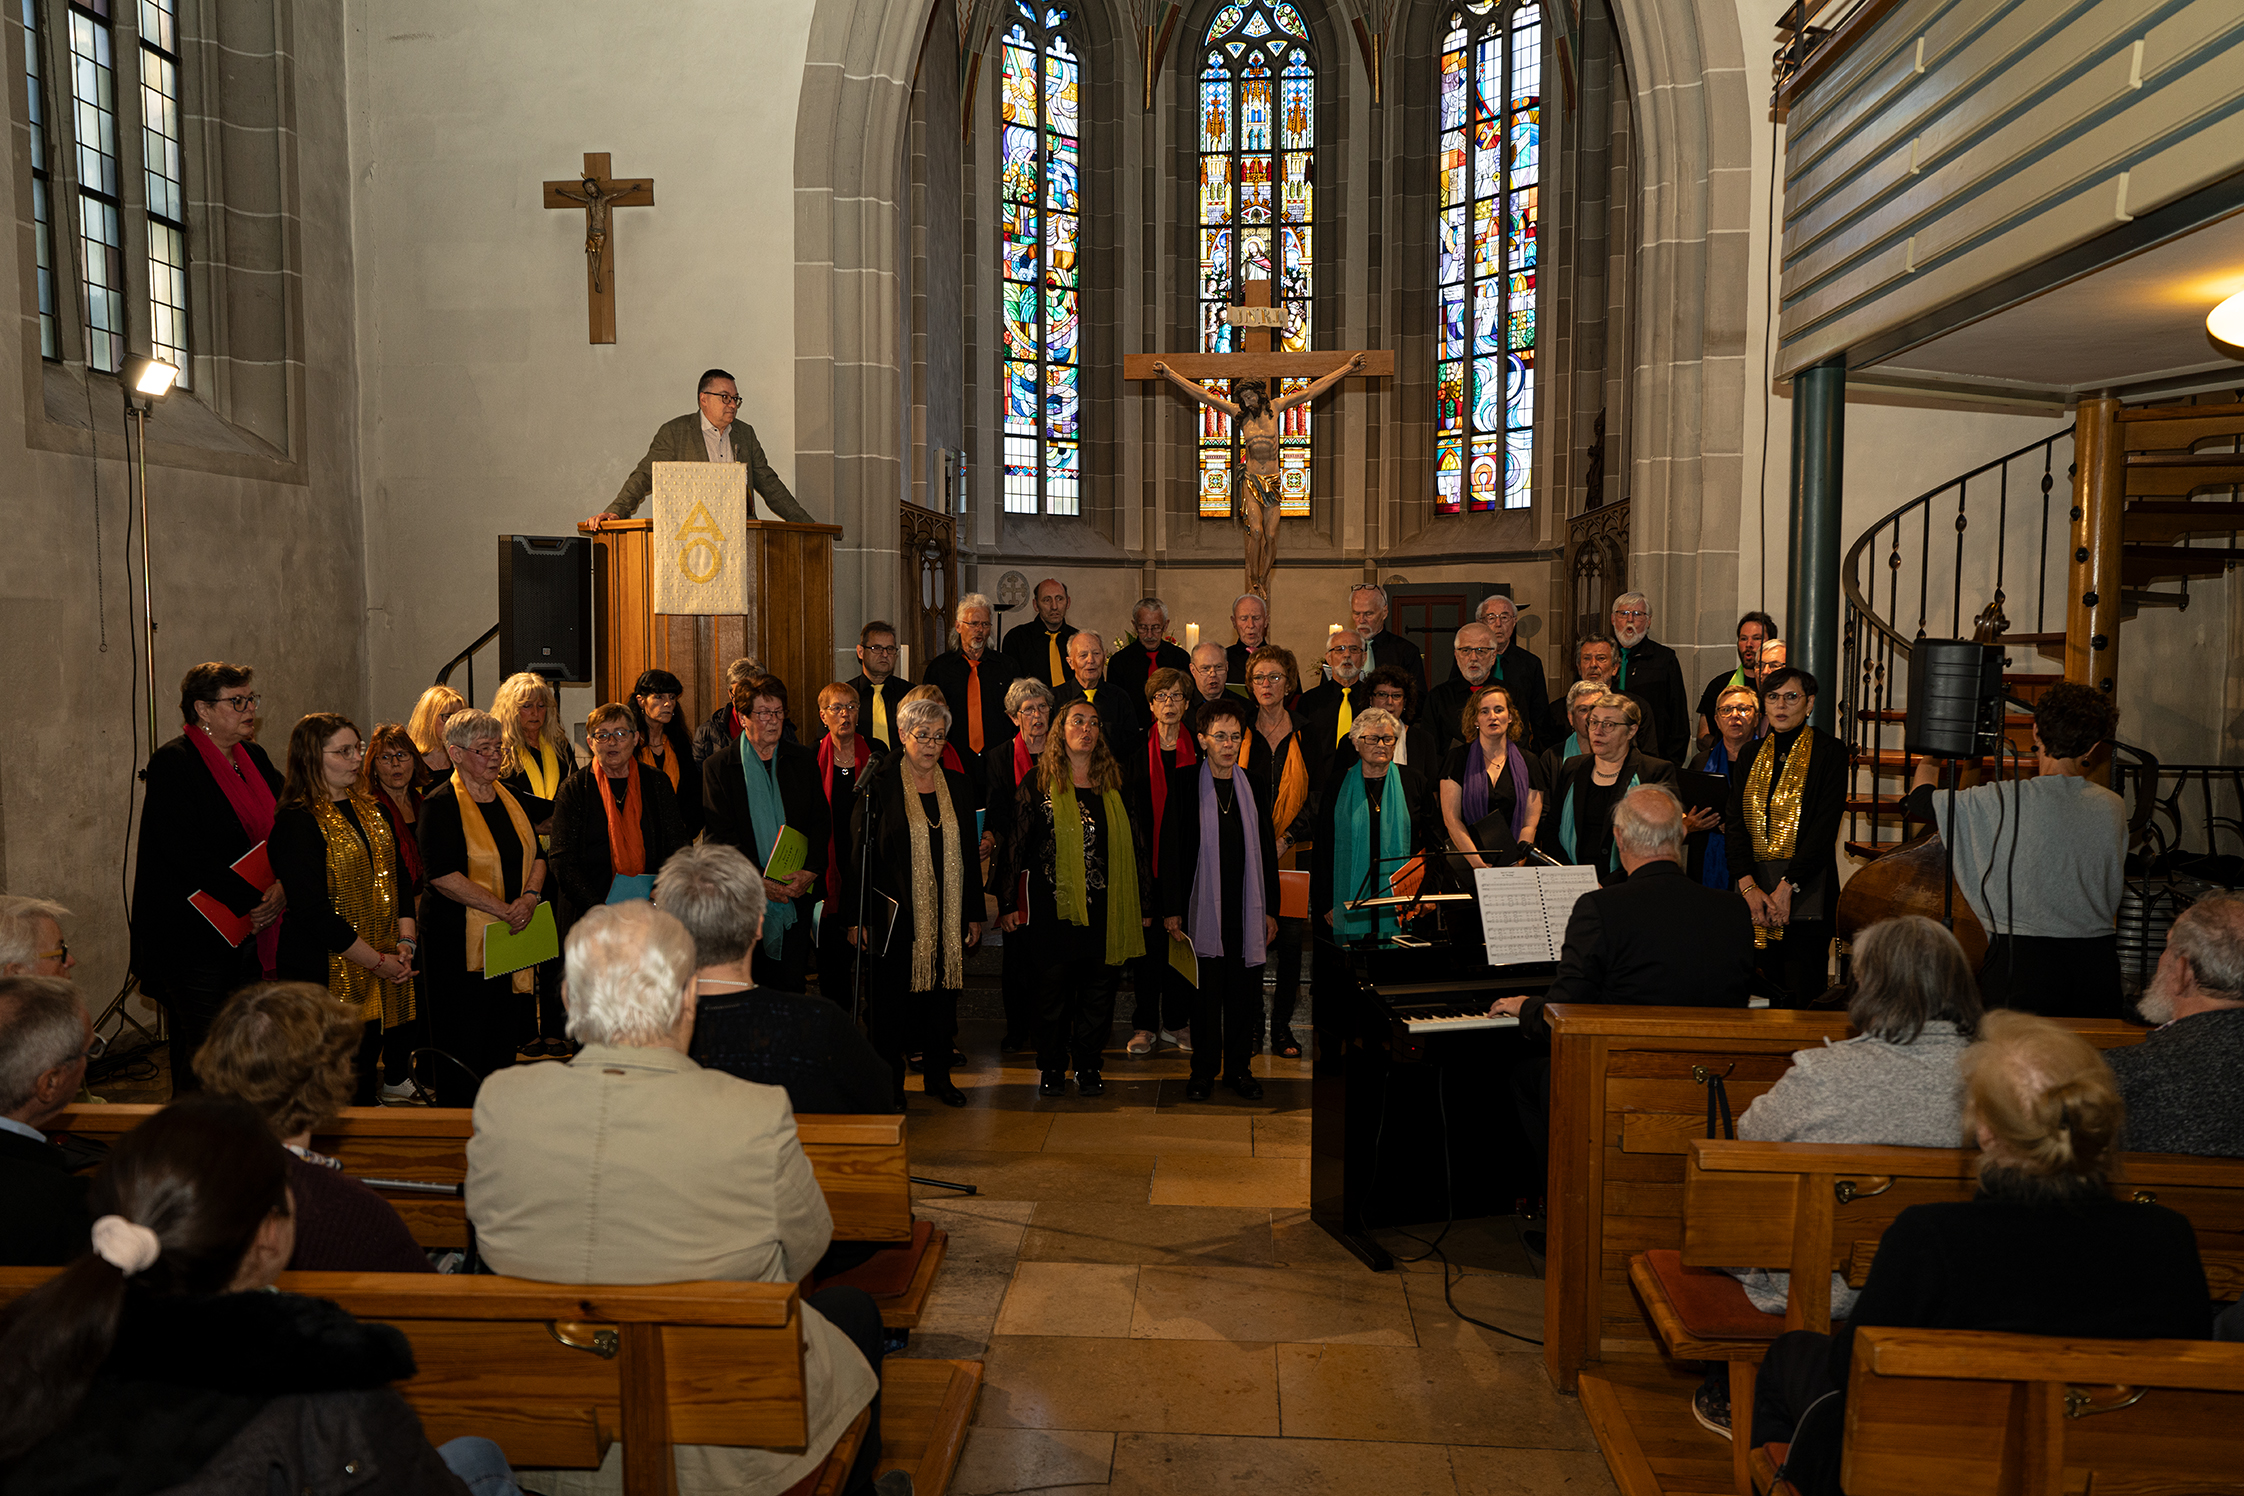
[1372,692,1405,707]
[905,730,947,746]
[1588,718,1633,732]
[324,743,366,758]
[1455,646,1496,658]
[1765,691,1806,705]
[1204,730,1244,745]
[749,707,787,720]
[821,701,859,715]
[1613,609,1649,621]
[1152,691,1186,705]
[590,728,635,744]
[459,740,504,757]
[1716,701,1759,716]
[1251,672,1289,686]
[701,390,743,405]
[35,940,68,965]
[861,643,898,655]
[1359,733,1398,747]
[212,693,261,712]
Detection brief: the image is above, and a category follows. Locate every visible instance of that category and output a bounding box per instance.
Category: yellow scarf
[902,768,967,991]
[517,738,563,800]
[1745,730,1813,863]
[1270,734,1307,839]
[453,770,538,993]
[311,795,416,1028]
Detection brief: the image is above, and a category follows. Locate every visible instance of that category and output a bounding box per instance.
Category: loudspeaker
[498,535,592,684]
[1905,639,2005,758]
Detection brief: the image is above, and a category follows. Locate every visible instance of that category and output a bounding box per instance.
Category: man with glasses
[595,368,813,525]
[1725,668,1844,1007]
[847,621,913,753]
[1299,631,1373,789]
[1608,592,1689,765]
[1454,594,1550,754]
[1697,612,1779,749]
[131,662,285,1090]
[1424,622,1503,761]
[1108,597,1192,703]
[1055,631,1145,758]
[1350,583,1426,689]
[0,897,76,979]
[925,592,1022,806]
[0,975,97,1265]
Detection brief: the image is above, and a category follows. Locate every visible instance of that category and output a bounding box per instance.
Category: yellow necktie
[1085,687,1097,703]
[1048,631,1064,687]
[1335,688,1353,744]
[872,688,890,748]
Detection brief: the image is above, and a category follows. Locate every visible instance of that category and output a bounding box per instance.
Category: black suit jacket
[1002,620,1079,688]
[922,648,1021,806]
[1363,629,1427,689]
[849,672,915,753]
[1724,726,1846,920]
[545,762,692,936]
[128,733,285,985]
[0,1127,90,1266]
[1055,679,1146,760]
[1108,640,1192,702]
[703,739,830,924]
[1520,860,1755,1034]
[1617,636,1691,765]
[1157,763,1282,953]
[1296,679,1373,795]
[1538,749,1679,883]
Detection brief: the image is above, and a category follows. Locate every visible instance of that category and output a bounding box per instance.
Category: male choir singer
[593,367,814,525]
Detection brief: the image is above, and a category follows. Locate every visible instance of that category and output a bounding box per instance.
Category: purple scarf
[1189,764,1268,965]
[1459,736,1531,843]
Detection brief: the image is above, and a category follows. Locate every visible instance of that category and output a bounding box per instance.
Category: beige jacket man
[466,1042,875,1496]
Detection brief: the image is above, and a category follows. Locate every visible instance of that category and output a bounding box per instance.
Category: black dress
[847,763,980,1097]
[416,783,541,1095]
[1438,741,1551,864]
[269,801,410,990]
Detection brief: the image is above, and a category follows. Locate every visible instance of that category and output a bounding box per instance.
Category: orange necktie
[967,659,985,753]
[1047,631,1064,687]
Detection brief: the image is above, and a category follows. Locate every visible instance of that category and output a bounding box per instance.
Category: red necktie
[967,659,985,753]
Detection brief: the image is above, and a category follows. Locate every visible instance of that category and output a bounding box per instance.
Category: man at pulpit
[592,368,814,525]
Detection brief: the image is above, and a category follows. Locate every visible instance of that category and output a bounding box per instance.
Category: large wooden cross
[1122,275,1394,382]
[542,152,655,345]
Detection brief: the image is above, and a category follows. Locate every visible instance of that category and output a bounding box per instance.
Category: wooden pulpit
[575,518,841,734]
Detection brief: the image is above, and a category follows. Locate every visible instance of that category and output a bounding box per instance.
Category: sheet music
[1472,864,1602,966]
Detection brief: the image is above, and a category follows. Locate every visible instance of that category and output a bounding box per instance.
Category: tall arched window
[1196,2,1313,519]
[998,2,1081,516]
[1435,1,1539,514]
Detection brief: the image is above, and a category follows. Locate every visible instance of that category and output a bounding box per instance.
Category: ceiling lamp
[2209,290,2244,347]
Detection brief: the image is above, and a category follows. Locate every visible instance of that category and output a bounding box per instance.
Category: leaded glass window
[66,0,125,374]
[22,0,58,358]
[1196,1,1313,520]
[998,2,1080,516]
[139,0,188,382]
[1435,1,1539,513]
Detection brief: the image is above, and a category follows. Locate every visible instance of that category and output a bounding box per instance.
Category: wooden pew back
[1541,1007,2150,1392]
[1842,1327,2244,1496]
[52,1104,914,1248]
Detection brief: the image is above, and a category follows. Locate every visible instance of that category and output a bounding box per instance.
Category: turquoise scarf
[1331,766,1414,942]
[740,738,795,957]
[1556,764,1641,875]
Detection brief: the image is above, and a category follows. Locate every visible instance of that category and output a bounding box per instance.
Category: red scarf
[817,732,875,904]
[1013,734,1036,783]
[369,783,424,886]
[186,725,280,973]
[597,763,648,877]
[1145,725,1198,875]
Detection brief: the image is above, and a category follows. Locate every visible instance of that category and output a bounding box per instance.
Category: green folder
[1167,933,1199,988]
[483,902,560,979]
[764,825,811,882]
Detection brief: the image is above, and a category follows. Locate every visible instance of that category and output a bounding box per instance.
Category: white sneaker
[1126,1030,1156,1056]
[1172,1026,1193,1054]
[378,1079,421,1106]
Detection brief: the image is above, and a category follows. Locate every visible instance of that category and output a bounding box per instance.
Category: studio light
[2209,289,2244,348]
[118,353,180,405]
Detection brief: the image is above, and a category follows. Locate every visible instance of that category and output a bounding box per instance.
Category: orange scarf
[637,743,680,794]
[1270,733,1308,838]
[598,764,647,877]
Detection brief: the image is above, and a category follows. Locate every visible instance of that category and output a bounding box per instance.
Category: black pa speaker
[1905,639,2005,759]
[498,535,592,683]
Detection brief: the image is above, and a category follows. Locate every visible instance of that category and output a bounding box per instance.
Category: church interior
[6,0,2244,1492]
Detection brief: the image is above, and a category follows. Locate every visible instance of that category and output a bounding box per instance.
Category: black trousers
[1129,937,1192,1034]
[1755,918,1835,1007]
[1190,953,1265,1083]
[817,910,860,1010]
[1268,915,1306,1041]
[1000,939,1036,1044]
[424,970,527,1089]
[1030,923,1121,1073]
[867,951,960,1100]
[146,956,259,1092]
[804,1285,888,1496]
[1750,1329,1844,1495]
[751,911,815,994]
[379,1014,425,1085]
[1980,933,2123,1019]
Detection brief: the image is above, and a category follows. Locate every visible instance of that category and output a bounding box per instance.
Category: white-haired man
[1108,596,1192,702]
[924,591,1022,805]
[1423,622,1500,762]
[1452,594,1549,752]
[1055,630,1145,755]
[0,896,76,978]
[0,976,94,1266]
[1609,592,1689,764]
[2109,892,2244,1158]
[1224,593,1271,685]
[467,901,903,1496]
[1351,583,1425,688]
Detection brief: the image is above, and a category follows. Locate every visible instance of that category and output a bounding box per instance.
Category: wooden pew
[1539,1006,2152,1496]
[50,1104,942,1328]
[1755,1327,2244,1496]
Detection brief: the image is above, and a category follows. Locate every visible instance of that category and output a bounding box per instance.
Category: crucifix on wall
[1127,275,1392,600]
[542,152,655,344]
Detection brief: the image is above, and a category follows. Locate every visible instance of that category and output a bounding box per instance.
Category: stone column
[1786,355,1845,732]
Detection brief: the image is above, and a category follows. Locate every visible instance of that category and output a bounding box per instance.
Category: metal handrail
[436,623,499,698]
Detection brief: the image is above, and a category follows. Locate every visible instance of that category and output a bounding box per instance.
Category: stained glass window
[1197,2,1313,519]
[139,0,188,382]
[66,0,126,374]
[998,1,1079,516]
[1436,1,1539,514]
[22,0,58,359]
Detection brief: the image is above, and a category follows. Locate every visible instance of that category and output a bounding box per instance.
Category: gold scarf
[1745,729,1813,863]
[518,738,563,800]
[1270,734,1307,839]
[453,770,539,994]
[902,768,967,992]
[312,795,416,1028]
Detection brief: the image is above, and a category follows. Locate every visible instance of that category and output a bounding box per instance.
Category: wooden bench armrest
[1854,1326,2244,1391]
[276,1271,799,1326]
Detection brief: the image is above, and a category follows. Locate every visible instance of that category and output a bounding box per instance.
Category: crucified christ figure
[552,175,631,292]
[1154,352,1364,599]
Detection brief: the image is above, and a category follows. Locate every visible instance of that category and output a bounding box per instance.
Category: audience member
[1684,683,1757,887]
[987,678,1055,1052]
[546,703,690,939]
[692,656,767,763]
[812,681,883,1006]
[924,592,1021,806]
[269,713,418,1103]
[630,667,704,837]
[1608,593,1690,764]
[1125,668,1200,1057]
[418,708,548,1096]
[1189,640,1238,705]
[1246,644,1314,1056]
[1749,1012,2212,1491]
[1109,596,1192,701]
[467,903,888,1496]
[847,698,982,1107]
[1697,611,1779,747]
[849,620,912,753]
[1440,682,1547,868]
[0,896,75,978]
[1424,622,1500,761]
[1467,594,1550,752]
[1001,576,1078,689]
[1056,629,1145,756]
[490,670,574,820]
[999,698,1150,1099]
[1161,697,1281,1101]
[666,843,892,1116]
[2109,892,2244,1156]
[406,684,467,787]
[1225,593,1270,684]
[130,661,285,1089]
[1906,681,2126,1016]
[1539,691,1678,883]
[0,976,93,1266]
[1728,668,1845,1007]
[194,982,431,1274]
[703,675,829,994]
[1351,583,1426,687]
[0,1097,500,1494]
[1298,630,1372,786]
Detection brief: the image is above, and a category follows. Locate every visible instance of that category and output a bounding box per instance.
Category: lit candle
[1186,622,1199,648]
[899,645,912,681]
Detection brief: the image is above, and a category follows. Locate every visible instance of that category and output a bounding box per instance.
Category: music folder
[1677,769,1729,815]
[1470,864,1600,966]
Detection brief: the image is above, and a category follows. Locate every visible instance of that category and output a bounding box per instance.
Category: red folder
[1277,869,1310,920]
[187,842,275,947]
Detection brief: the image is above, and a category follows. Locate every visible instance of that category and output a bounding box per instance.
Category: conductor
[591,368,814,526]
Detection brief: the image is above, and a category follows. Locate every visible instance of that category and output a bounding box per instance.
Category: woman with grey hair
[845,697,983,1106]
[416,708,548,1100]
[691,655,777,764]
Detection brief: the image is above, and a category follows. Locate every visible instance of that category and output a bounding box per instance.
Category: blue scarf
[1556,761,1642,875]
[1699,740,1734,889]
[1189,765,1267,964]
[1332,766,1414,941]
[740,738,794,957]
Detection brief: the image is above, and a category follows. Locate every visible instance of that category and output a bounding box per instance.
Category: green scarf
[1332,766,1414,942]
[1050,782,1141,965]
[740,738,795,957]
[1556,765,1642,874]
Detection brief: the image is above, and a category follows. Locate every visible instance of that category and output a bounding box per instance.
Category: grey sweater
[2106,1007,2244,1158]
[1928,774,2125,939]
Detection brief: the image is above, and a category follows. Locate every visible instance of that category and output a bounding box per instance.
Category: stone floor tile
[1128,1263,1414,1345]
[1402,1267,1547,1356]
[908,1149,1154,1205]
[1148,1153,1309,1208]
[994,1262,1141,1338]
[979,1335,1281,1436]
[1276,1343,1597,1449]
[1267,1209,1367,1270]
[1252,1113,1311,1157]
[1107,1432,1460,1496]
[1020,1203,1276,1267]
[1154,1075,1312,1115]
[1042,1110,1254,1156]
[1447,1445,1621,1495]
[906,1106,1057,1153]
[949,1427,1116,1496]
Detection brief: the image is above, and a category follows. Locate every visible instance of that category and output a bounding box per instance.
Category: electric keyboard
[1390,1004,1519,1034]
